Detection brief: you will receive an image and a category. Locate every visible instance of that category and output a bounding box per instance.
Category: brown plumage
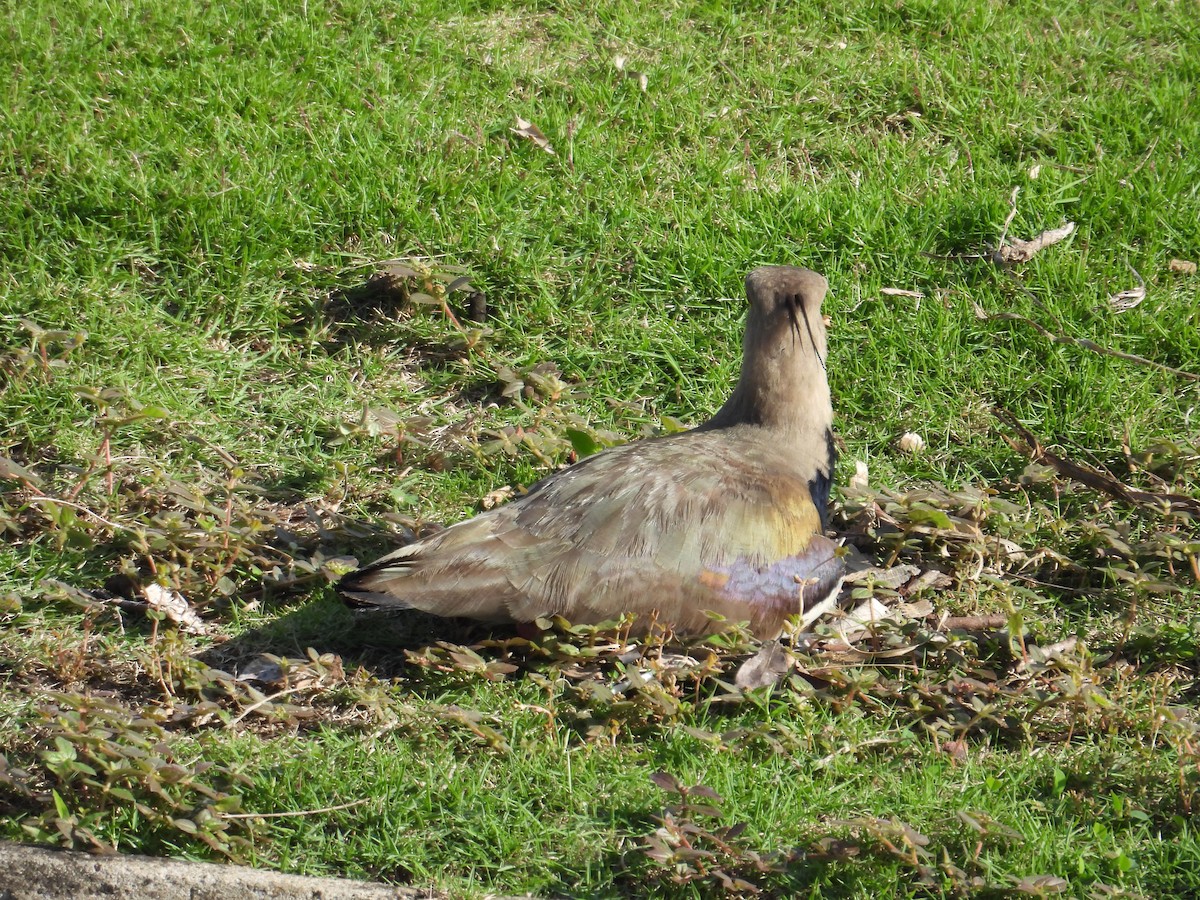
[339,266,843,638]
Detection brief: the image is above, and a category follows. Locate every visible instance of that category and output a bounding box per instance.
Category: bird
[339,266,844,639]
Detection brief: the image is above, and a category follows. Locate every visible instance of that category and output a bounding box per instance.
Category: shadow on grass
[197,591,512,681]
[590,842,884,900]
[313,267,486,355]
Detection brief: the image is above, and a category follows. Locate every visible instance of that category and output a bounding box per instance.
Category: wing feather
[339,426,843,637]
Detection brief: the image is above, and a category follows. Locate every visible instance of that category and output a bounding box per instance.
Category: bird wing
[340,427,842,636]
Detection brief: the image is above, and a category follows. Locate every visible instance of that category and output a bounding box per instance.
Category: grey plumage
[339,266,843,638]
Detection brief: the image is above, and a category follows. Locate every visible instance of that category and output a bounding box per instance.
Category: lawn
[2,0,1200,896]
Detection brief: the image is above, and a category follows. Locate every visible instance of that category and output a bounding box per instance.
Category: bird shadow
[195,586,518,681]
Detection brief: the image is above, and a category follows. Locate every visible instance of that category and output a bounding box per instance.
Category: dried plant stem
[103,432,114,494]
[1128,136,1159,178]
[998,186,1020,246]
[226,686,306,729]
[27,495,129,532]
[995,409,1200,516]
[938,614,1009,631]
[980,309,1200,382]
[221,798,371,820]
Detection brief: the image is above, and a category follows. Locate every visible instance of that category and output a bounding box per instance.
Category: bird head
[743,266,829,369]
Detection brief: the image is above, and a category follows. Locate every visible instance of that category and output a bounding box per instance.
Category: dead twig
[921,250,987,262]
[923,189,1074,267]
[1126,137,1159,179]
[226,686,306,729]
[974,305,1200,382]
[221,798,371,820]
[26,495,134,533]
[994,409,1200,517]
[937,614,1009,632]
[997,186,1020,248]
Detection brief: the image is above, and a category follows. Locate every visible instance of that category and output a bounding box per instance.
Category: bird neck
[702,350,832,440]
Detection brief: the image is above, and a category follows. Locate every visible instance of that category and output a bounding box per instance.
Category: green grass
[3,0,1200,896]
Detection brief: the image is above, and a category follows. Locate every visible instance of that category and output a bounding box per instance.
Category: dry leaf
[896,598,935,618]
[836,598,896,645]
[0,454,43,488]
[511,116,555,155]
[880,287,924,299]
[992,221,1075,264]
[904,570,953,594]
[844,564,921,590]
[845,597,892,623]
[1013,875,1068,894]
[1169,258,1197,275]
[1028,164,1041,179]
[849,459,869,491]
[940,739,968,762]
[1108,286,1145,311]
[481,485,515,509]
[237,655,285,686]
[1108,263,1146,312]
[733,641,793,691]
[613,55,648,91]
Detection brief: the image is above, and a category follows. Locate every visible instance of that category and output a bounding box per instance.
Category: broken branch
[975,306,1200,382]
[994,409,1200,517]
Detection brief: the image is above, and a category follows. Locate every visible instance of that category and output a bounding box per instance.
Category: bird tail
[337,552,419,609]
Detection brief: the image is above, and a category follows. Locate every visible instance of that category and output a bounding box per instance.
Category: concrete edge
[0,841,534,900]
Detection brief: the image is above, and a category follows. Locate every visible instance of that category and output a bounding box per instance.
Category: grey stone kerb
[0,842,535,900]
